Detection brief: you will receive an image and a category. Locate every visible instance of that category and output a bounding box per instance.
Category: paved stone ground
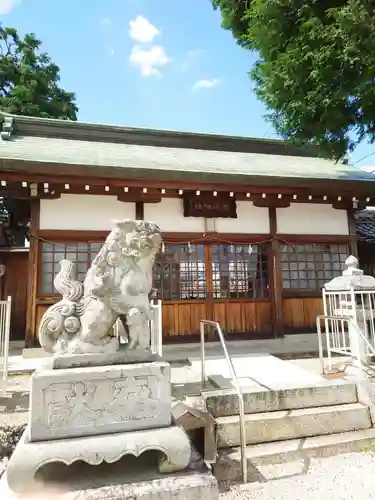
[2,355,373,498]
[220,453,375,500]
[3,452,373,499]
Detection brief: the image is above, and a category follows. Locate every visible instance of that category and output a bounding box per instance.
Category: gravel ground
[220,453,375,500]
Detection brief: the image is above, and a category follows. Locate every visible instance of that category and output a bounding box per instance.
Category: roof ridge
[0,111,322,158]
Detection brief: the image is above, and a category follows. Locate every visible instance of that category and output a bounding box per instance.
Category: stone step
[0,411,28,427]
[216,403,371,448]
[213,428,375,483]
[204,381,358,418]
[0,392,29,413]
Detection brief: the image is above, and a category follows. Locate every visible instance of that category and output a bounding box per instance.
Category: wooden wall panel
[282,297,323,331]
[2,251,29,340]
[35,304,49,335]
[162,300,273,339]
[162,301,207,338]
[213,300,273,336]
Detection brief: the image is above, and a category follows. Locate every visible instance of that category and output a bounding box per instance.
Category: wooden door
[1,250,29,341]
[209,242,273,337]
[157,241,273,341]
[155,242,210,341]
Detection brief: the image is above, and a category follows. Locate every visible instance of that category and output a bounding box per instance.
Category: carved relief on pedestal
[29,361,172,441]
[43,375,160,431]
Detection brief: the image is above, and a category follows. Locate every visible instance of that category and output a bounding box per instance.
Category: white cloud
[0,0,20,14]
[129,16,159,44]
[179,49,205,72]
[192,78,222,90]
[129,45,171,77]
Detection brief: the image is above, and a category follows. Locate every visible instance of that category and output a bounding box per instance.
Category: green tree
[0,25,78,119]
[213,0,375,159]
[0,26,78,246]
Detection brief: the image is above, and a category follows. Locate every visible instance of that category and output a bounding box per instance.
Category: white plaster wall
[39,194,135,230]
[214,201,270,233]
[276,203,349,235]
[144,199,270,234]
[143,198,206,232]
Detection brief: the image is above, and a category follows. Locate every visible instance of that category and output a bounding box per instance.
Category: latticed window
[211,244,269,299]
[281,243,349,291]
[40,242,102,294]
[153,243,206,300]
[40,240,270,300]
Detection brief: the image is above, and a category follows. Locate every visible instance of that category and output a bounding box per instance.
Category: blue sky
[1,0,374,167]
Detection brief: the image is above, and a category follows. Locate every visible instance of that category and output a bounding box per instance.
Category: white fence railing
[0,296,11,394]
[322,288,375,367]
[150,299,162,356]
[113,299,163,356]
[316,314,375,375]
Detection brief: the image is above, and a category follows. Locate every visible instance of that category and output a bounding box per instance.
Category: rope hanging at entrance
[29,232,305,251]
[160,236,257,254]
[159,234,306,253]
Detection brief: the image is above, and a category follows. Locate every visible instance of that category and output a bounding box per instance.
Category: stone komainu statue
[38,219,162,354]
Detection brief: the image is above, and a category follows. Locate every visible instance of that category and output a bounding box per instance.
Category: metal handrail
[316,314,375,375]
[0,296,11,395]
[200,320,247,483]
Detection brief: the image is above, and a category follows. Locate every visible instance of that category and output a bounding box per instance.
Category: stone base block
[49,349,161,370]
[6,425,192,494]
[1,470,219,500]
[30,360,171,441]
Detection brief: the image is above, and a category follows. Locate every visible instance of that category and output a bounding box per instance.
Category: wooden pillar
[25,199,40,347]
[135,202,144,220]
[347,209,358,258]
[269,207,284,338]
[0,252,6,300]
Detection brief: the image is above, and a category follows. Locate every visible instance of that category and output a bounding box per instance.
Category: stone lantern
[323,255,375,367]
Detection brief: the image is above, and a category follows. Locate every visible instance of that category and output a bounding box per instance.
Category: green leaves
[213,0,375,159]
[0,25,78,120]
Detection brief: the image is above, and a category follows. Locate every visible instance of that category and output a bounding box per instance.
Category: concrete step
[204,381,358,418]
[216,402,371,448]
[213,428,375,482]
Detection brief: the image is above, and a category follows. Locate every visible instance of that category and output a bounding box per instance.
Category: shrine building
[1,111,375,347]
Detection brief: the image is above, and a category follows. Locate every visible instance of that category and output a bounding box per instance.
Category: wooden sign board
[183,196,237,218]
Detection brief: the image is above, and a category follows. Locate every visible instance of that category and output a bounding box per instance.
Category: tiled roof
[1,135,373,184]
[1,112,375,187]
[356,210,375,243]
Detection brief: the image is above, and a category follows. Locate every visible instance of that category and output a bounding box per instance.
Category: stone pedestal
[7,425,192,493]
[4,219,218,498]
[5,354,195,496]
[30,359,171,441]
